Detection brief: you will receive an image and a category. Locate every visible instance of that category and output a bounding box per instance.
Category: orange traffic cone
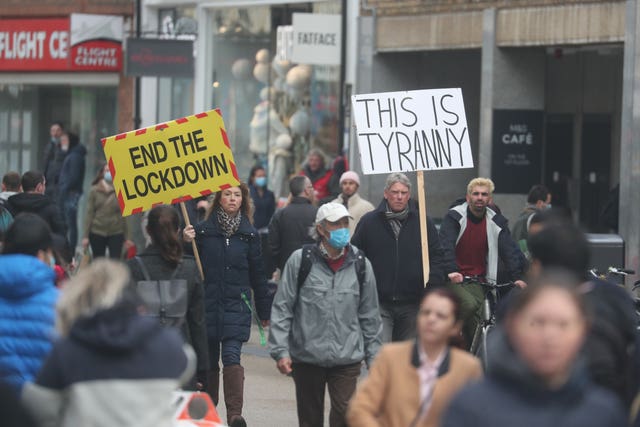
[173,391,225,426]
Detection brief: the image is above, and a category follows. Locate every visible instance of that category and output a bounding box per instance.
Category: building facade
[355,0,640,279]
[139,0,350,199]
[0,0,135,248]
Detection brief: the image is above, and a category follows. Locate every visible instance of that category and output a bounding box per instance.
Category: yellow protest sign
[101,109,240,216]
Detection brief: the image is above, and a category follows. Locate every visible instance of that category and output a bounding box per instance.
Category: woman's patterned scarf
[216,207,241,237]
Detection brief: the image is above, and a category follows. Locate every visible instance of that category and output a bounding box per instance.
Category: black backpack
[296,244,367,294]
[134,256,188,328]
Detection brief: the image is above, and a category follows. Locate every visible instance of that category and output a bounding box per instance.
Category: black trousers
[291,361,361,427]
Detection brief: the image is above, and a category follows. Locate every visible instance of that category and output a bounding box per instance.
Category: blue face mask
[328,227,350,249]
[49,254,56,269]
[255,177,267,187]
[104,171,113,183]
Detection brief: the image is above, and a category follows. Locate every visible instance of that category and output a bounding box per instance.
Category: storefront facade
[0,4,134,248]
[141,0,348,198]
[356,0,640,280]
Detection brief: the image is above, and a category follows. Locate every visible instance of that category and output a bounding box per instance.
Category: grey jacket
[269,244,382,368]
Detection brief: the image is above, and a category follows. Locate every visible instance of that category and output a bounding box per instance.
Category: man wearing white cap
[331,171,374,234]
[269,202,382,427]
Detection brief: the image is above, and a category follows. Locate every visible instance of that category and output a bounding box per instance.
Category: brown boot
[223,364,246,427]
[206,368,220,406]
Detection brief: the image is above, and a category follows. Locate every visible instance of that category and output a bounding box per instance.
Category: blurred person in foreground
[22,259,195,427]
[127,205,208,391]
[82,163,134,259]
[442,270,626,427]
[0,214,58,393]
[525,216,639,408]
[347,286,481,427]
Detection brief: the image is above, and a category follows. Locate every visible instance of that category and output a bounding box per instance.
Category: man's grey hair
[384,172,411,192]
[289,175,310,197]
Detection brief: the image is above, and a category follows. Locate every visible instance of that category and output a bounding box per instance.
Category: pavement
[213,324,308,427]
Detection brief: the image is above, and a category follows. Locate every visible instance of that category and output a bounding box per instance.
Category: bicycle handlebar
[589,266,636,279]
[461,276,517,289]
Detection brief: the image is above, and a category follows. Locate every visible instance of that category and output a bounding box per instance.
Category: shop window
[209,2,342,199]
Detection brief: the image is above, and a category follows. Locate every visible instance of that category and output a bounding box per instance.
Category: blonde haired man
[439,177,526,345]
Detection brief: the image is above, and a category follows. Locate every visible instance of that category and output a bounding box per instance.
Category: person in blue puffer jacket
[183,182,272,427]
[0,213,59,393]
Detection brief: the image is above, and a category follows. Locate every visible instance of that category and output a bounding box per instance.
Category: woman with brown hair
[347,286,482,427]
[184,183,272,427]
[126,205,208,391]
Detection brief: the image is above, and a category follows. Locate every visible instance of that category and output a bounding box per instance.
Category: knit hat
[339,171,360,186]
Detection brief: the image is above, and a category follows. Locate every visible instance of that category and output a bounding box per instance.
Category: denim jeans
[379,301,419,343]
[208,338,243,368]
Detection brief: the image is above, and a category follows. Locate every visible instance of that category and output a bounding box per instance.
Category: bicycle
[588,266,635,286]
[463,276,516,370]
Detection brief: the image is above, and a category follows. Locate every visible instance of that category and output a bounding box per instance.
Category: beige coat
[332,192,375,234]
[347,341,482,427]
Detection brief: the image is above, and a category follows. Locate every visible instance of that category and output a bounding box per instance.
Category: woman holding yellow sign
[183,183,272,427]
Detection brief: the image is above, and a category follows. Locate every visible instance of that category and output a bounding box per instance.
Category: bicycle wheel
[479,324,494,371]
[469,323,483,355]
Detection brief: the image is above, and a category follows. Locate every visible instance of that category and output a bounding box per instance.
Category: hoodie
[22,303,195,427]
[0,255,58,392]
[5,192,67,236]
[441,329,627,427]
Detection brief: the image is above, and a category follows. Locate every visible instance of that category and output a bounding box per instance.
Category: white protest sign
[291,13,341,66]
[351,88,473,175]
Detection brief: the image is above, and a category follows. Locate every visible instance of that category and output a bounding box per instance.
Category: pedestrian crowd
[0,129,638,427]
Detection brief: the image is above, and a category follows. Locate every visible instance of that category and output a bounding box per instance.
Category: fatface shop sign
[491,109,544,194]
[291,13,341,66]
[0,15,123,72]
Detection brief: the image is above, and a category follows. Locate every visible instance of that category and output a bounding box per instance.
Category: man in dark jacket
[511,184,551,253]
[439,177,526,344]
[351,172,446,343]
[6,171,67,238]
[41,121,66,201]
[57,132,86,249]
[268,175,317,272]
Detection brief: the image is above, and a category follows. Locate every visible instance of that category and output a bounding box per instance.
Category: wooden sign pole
[417,170,430,286]
[180,202,205,281]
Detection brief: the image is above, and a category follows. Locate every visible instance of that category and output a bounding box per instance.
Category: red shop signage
[0,19,70,71]
[0,16,123,72]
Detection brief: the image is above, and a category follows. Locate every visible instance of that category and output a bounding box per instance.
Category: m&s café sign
[0,14,123,72]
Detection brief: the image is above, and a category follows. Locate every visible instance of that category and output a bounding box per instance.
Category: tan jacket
[332,192,375,234]
[347,341,482,427]
[83,183,130,239]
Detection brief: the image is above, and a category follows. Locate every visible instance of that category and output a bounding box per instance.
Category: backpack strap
[169,261,183,279]
[296,244,367,295]
[134,256,152,281]
[354,249,366,295]
[296,244,315,293]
